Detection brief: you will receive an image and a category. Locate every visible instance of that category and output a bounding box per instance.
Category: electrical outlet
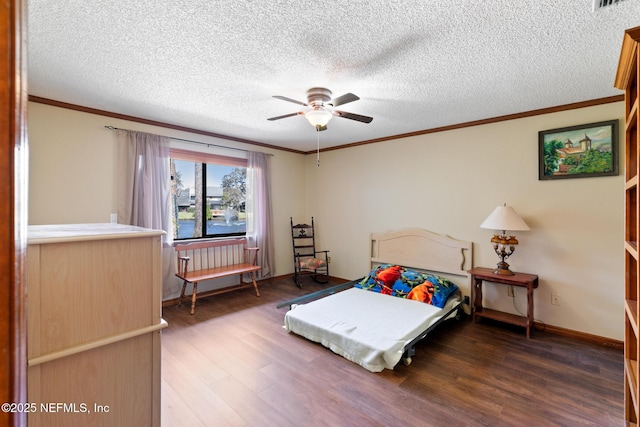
[551,293,560,306]
[327,256,331,263]
[507,286,514,297]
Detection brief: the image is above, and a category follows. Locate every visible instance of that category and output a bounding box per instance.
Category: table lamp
[480,204,530,275]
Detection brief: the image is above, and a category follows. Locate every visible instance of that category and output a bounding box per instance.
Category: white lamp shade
[480,205,530,231]
[305,108,333,127]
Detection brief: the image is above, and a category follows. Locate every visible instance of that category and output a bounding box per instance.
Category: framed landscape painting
[538,119,618,180]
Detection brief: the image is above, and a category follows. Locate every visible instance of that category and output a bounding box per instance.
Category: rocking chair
[290,217,330,288]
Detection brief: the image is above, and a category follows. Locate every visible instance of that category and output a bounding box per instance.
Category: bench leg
[178,280,188,307]
[250,272,260,297]
[190,282,198,315]
[239,273,260,297]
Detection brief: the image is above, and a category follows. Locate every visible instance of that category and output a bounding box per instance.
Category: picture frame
[538,119,618,180]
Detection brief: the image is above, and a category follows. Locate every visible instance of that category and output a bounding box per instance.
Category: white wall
[28,100,625,339]
[28,102,306,296]
[304,102,624,340]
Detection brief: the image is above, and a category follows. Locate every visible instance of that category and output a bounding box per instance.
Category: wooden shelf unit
[616,25,640,426]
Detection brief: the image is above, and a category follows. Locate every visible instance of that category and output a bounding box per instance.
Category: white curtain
[116,130,172,241]
[116,130,175,296]
[246,151,274,279]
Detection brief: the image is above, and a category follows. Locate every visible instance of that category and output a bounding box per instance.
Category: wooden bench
[175,238,261,314]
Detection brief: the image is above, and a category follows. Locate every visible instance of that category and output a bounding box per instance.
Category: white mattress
[284,287,460,372]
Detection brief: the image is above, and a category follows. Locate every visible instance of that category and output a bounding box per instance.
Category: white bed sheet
[284,287,460,372]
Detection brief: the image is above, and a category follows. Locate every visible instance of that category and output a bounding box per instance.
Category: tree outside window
[170,158,247,240]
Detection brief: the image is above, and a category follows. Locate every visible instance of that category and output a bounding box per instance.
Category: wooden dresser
[27,224,166,426]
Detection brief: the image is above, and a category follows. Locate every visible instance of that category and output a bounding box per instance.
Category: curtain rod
[104,126,274,156]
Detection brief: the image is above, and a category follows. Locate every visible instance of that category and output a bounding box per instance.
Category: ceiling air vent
[593,0,628,11]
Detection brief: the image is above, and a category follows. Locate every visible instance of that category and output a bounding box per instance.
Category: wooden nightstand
[468,267,539,338]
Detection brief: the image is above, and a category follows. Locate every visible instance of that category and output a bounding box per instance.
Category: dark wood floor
[160,277,623,427]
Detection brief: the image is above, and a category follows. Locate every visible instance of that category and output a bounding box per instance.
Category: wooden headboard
[370,228,473,278]
[276,228,473,311]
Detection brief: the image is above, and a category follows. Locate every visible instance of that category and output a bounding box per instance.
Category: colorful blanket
[355,264,458,308]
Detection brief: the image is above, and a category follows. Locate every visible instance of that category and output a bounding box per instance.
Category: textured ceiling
[27,1,640,152]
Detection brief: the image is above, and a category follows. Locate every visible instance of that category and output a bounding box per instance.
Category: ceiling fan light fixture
[305,108,332,128]
[268,87,372,128]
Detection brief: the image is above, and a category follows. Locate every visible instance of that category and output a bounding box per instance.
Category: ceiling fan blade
[273,95,308,106]
[267,112,304,121]
[334,110,373,123]
[330,93,359,107]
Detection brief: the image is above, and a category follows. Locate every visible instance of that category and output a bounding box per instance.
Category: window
[170,150,247,240]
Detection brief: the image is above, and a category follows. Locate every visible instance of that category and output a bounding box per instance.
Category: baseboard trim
[534,322,623,350]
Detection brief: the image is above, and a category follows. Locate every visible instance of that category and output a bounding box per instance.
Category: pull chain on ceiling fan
[316,127,321,167]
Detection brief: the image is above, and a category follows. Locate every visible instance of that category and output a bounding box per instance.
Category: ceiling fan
[267,87,373,131]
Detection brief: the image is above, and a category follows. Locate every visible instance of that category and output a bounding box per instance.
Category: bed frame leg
[402,346,416,366]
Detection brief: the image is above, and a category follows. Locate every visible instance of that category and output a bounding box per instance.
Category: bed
[279,228,473,372]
